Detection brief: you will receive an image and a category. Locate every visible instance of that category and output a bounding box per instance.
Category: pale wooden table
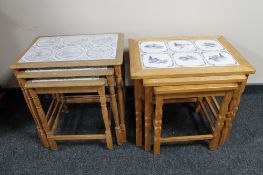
[10,33,127,145]
[129,36,255,151]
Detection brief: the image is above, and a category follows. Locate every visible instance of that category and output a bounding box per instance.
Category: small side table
[129,36,255,151]
[10,33,127,146]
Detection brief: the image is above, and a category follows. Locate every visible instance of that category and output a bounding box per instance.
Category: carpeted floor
[0,86,263,175]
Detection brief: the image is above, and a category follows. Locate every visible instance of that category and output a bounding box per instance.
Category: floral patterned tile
[19,34,118,63]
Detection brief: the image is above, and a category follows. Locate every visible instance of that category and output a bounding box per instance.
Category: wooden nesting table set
[129,36,255,154]
[10,33,255,154]
[10,33,126,150]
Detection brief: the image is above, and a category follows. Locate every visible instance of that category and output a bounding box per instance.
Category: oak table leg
[28,89,57,150]
[107,75,122,145]
[144,86,153,151]
[210,92,233,151]
[98,87,113,149]
[134,79,143,146]
[153,95,164,155]
[114,65,126,143]
[15,74,49,148]
[219,79,247,145]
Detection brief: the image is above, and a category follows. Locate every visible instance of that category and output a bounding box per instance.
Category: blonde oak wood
[143,75,247,87]
[114,65,126,143]
[219,79,248,145]
[11,33,126,148]
[46,98,56,121]
[211,96,220,110]
[47,100,60,126]
[107,75,122,145]
[134,79,143,146]
[28,88,58,150]
[14,70,49,148]
[17,67,124,146]
[25,79,106,88]
[51,102,64,133]
[204,97,218,120]
[26,79,114,150]
[50,134,106,140]
[209,91,233,150]
[129,36,255,150]
[144,86,153,151]
[153,84,236,155]
[163,92,226,99]
[200,100,215,131]
[160,134,213,143]
[65,95,111,103]
[153,95,164,155]
[16,69,114,79]
[26,87,50,148]
[129,36,255,80]
[98,87,113,149]
[154,83,238,94]
[195,97,204,113]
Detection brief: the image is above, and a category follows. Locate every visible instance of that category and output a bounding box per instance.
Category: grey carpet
[0,86,263,175]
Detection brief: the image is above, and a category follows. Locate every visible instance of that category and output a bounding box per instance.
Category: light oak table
[10,33,127,145]
[129,36,255,151]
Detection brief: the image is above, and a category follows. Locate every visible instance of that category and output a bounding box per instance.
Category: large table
[10,33,126,146]
[129,36,255,151]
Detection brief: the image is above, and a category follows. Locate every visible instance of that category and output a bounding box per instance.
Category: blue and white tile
[141,53,174,68]
[195,40,224,51]
[202,51,238,66]
[140,41,167,53]
[173,52,206,67]
[168,40,196,52]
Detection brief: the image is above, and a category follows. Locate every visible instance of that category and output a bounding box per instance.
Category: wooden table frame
[142,75,247,151]
[25,78,114,150]
[129,36,255,150]
[10,33,127,144]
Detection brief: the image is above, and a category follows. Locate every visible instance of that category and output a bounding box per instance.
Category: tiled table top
[129,36,255,79]
[19,34,118,63]
[140,40,238,69]
[10,33,124,69]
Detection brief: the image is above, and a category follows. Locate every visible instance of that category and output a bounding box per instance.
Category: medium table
[10,33,126,145]
[129,36,255,151]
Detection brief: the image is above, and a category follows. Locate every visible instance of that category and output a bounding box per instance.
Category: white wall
[0,0,262,87]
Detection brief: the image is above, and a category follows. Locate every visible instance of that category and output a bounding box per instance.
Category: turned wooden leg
[210,92,233,151]
[144,86,153,151]
[195,97,204,112]
[26,89,50,148]
[28,89,57,150]
[154,95,164,155]
[98,87,113,150]
[114,65,126,143]
[220,79,247,145]
[107,75,122,145]
[134,79,143,146]
[219,89,238,145]
[15,76,49,148]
